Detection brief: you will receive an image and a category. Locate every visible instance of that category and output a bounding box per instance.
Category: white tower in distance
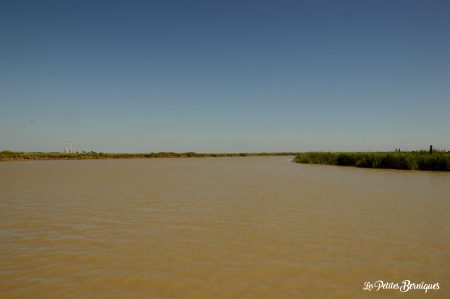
[64,141,75,153]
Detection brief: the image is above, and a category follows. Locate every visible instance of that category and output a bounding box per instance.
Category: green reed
[294,151,449,171]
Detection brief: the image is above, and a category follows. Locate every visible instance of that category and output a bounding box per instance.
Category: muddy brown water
[1,157,449,298]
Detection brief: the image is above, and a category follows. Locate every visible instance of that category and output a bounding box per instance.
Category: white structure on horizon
[64,141,76,154]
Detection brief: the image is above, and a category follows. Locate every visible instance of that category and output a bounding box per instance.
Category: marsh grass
[294,152,450,171]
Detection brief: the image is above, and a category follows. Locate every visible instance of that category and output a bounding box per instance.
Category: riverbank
[294,152,450,171]
[0,151,297,161]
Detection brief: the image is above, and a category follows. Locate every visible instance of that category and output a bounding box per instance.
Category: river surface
[1,157,449,298]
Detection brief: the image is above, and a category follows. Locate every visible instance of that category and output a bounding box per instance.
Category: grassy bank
[294,151,450,171]
[0,151,297,161]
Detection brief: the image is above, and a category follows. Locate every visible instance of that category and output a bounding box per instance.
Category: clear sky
[1,0,449,153]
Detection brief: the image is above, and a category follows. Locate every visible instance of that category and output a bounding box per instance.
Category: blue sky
[1,0,449,152]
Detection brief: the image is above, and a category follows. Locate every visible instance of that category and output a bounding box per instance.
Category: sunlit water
[1,157,449,298]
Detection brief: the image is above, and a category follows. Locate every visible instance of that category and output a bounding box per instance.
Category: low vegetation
[0,151,297,161]
[294,151,450,171]
[3,150,448,171]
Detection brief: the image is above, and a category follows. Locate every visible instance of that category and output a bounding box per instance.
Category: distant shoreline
[0,151,297,161]
[2,151,449,172]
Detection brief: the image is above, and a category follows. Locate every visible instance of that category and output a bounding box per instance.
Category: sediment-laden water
[1,157,449,298]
